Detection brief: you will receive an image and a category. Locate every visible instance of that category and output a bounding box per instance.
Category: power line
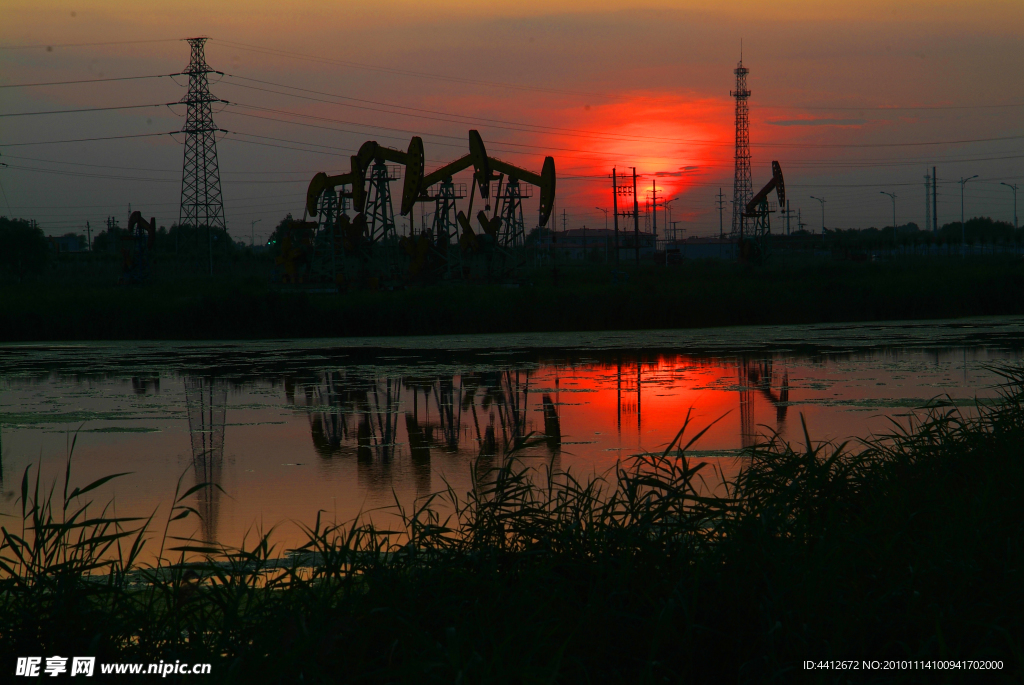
[224,100,1024,152]
[3,163,180,183]
[0,74,179,89]
[0,103,172,118]
[0,38,183,50]
[758,101,1024,112]
[219,74,711,145]
[0,132,175,146]
[0,153,318,175]
[213,38,625,101]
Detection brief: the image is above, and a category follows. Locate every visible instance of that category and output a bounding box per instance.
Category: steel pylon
[178,37,226,265]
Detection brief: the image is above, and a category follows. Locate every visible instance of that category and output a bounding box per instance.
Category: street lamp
[1000,182,1018,231]
[880,191,896,254]
[959,175,978,257]
[810,196,826,240]
[250,219,262,248]
[594,207,608,231]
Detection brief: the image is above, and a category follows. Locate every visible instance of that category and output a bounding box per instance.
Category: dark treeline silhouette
[0,217,49,280]
[815,217,1017,250]
[90,222,247,255]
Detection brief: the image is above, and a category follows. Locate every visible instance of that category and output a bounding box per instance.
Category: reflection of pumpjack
[542,394,561,454]
[458,371,530,457]
[489,370,530,451]
[738,359,790,448]
[740,161,786,265]
[308,372,356,457]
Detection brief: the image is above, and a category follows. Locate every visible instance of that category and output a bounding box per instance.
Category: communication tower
[178,37,226,274]
[730,49,753,237]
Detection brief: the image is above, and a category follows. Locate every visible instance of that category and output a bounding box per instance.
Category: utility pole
[86,221,91,251]
[880,191,896,253]
[960,175,978,257]
[595,206,608,231]
[924,169,931,233]
[785,199,791,235]
[633,167,639,265]
[250,219,261,248]
[612,168,619,265]
[651,178,658,246]
[932,166,938,233]
[1001,182,1018,230]
[716,188,725,239]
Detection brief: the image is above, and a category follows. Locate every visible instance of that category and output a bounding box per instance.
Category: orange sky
[1,1,1022,238]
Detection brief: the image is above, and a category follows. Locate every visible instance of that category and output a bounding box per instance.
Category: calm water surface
[1,317,1021,552]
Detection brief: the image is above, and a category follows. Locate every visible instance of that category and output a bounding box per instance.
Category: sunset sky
[1,0,1022,241]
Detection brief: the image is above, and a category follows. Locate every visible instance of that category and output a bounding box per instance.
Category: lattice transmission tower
[179,37,226,273]
[730,50,752,237]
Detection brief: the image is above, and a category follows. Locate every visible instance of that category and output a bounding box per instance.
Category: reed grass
[2,374,1022,683]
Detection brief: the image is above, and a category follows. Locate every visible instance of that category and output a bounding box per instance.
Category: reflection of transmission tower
[184,377,227,544]
[730,50,752,237]
[738,361,756,449]
[178,37,226,275]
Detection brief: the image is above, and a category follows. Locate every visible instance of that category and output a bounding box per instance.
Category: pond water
[1,317,1021,552]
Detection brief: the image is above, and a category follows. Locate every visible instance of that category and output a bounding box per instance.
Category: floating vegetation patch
[0,411,180,427]
[784,397,997,409]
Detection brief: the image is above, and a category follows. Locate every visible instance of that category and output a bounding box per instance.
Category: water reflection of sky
[1,317,1021,553]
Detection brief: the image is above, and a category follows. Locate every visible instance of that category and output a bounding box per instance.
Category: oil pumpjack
[740,161,785,265]
[121,211,156,284]
[300,130,556,286]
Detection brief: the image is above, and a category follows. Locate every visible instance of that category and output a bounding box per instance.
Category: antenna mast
[730,47,752,237]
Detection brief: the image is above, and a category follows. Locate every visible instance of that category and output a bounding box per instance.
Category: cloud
[767,118,867,127]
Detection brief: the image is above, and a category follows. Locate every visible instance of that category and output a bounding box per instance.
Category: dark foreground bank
[2,257,1024,341]
[2,366,1022,683]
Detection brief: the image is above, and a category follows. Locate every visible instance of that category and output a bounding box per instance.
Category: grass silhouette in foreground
[1,370,1022,683]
